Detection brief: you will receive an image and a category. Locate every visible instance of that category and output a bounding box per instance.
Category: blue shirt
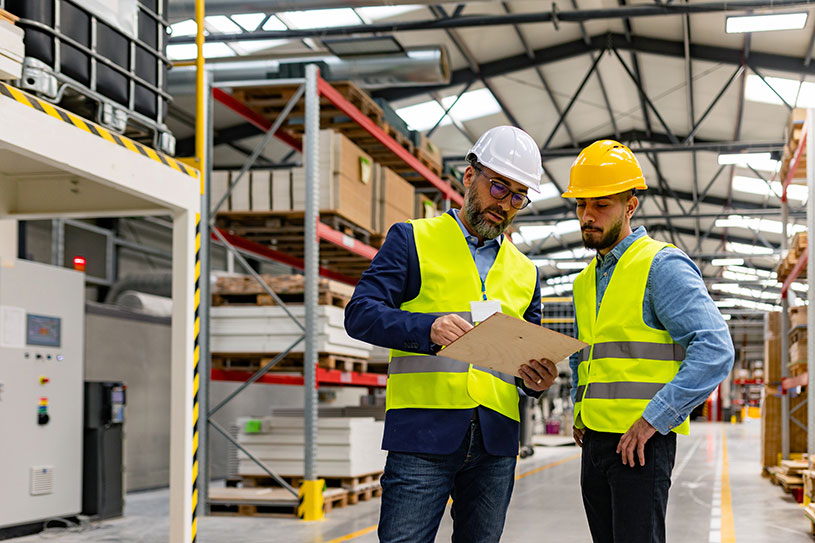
[345,211,541,456]
[450,208,502,285]
[569,226,735,435]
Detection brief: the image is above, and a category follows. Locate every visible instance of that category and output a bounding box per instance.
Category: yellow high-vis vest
[573,235,690,435]
[386,213,538,422]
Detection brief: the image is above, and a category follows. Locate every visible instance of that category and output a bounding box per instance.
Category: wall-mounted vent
[30,466,54,496]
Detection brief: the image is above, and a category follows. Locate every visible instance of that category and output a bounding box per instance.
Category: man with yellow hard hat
[562,140,734,543]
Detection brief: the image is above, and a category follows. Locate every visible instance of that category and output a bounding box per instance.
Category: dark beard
[581,216,623,250]
[464,188,511,239]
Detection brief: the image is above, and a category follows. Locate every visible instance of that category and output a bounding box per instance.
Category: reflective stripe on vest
[385,213,537,422]
[573,235,690,435]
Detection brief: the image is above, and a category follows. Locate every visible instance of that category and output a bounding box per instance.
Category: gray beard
[464,189,510,240]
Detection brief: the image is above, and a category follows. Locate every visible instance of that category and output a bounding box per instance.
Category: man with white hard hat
[345,126,558,542]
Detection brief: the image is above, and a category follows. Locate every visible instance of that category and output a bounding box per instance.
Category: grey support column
[303,64,320,481]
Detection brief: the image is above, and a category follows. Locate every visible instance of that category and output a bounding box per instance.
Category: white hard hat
[466,126,544,192]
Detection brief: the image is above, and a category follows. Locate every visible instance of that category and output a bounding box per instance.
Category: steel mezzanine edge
[0,82,198,179]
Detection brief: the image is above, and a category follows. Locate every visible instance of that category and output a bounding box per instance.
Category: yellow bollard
[298,479,326,521]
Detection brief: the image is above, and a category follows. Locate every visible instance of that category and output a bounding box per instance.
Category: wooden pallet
[238,471,382,492]
[780,109,808,183]
[776,234,808,282]
[215,210,375,277]
[233,81,385,131]
[211,352,369,373]
[208,487,348,517]
[213,274,354,308]
[217,210,373,246]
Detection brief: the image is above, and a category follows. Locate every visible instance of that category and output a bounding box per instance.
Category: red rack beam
[316,76,463,206]
[316,222,378,260]
[781,251,807,297]
[212,87,303,152]
[211,368,388,388]
[212,227,359,285]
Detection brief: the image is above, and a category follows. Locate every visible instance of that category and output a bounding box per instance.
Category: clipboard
[440,312,588,378]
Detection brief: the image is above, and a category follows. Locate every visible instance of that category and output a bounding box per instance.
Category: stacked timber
[776,232,808,282]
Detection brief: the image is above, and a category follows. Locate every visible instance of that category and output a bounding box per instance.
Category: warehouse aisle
[8,421,811,542]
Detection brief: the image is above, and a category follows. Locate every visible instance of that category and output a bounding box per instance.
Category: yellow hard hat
[561,140,647,198]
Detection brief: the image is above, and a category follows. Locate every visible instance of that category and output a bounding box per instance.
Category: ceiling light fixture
[726,12,808,33]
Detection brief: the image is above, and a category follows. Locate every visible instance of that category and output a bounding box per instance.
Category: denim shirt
[450,208,502,283]
[569,226,734,434]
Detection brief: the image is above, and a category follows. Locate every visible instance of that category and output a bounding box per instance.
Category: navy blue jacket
[344,212,542,456]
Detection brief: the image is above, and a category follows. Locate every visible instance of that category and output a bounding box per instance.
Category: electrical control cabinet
[0,260,84,529]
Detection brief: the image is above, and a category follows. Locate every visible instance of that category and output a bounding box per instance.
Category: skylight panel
[262,15,288,31]
[356,6,423,22]
[395,88,502,132]
[395,101,447,132]
[718,298,781,311]
[232,13,267,32]
[205,15,243,34]
[725,242,775,255]
[278,8,362,29]
[167,42,236,61]
[171,19,198,37]
[745,74,815,107]
[514,220,580,243]
[711,283,779,300]
[715,215,806,235]
[727,265,775,279]
[726,12,808,33]
[732,175,807,202]
[718,152,780,173]
[230,39,288,55]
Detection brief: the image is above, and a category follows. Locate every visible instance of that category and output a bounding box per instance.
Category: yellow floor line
[721,432,736,542]
[326,451,581,543]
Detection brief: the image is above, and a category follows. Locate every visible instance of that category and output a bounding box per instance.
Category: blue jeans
[378,419,516,543]
[581,429,677,543]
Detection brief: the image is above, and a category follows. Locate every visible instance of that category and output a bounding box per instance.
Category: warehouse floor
[10,420,810,543]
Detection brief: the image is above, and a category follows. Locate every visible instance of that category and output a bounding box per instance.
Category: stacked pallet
[768,459,806,500]
[232,80,445,180]
[213,130,417,239]
[761,311,809,470]
[0,9,23,81]
[780,108,807,182]
[789,306,808,377]
[210,273,372,371]
[776,232,808,282]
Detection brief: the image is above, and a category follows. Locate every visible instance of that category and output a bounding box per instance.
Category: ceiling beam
[374,32,815,102]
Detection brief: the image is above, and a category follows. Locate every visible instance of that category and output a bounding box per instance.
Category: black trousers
[580,428,677,543]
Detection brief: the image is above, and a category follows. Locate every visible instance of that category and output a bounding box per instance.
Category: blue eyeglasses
[472,164,531,210]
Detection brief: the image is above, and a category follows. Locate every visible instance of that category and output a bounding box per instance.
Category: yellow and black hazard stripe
[192,212,201,542]
[0,82,198,179]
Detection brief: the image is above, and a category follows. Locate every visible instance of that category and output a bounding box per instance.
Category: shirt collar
[596,225,647,266]
[450,209,503,248]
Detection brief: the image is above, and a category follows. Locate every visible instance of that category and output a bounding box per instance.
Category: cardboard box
[766,311,782,384]
[211,171,231,213]
[290,130,374,231]
[0,20,22,81]
[251,170,271,211]
[791,306,807,328]
[229,170,251,211]
[372,166,414,233]
[415,193,439,219]
[761,391,809,468]
[790,337,808,365]
[271,169,292,211]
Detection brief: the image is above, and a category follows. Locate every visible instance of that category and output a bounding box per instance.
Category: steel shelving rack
[778,110,814,460]
[198,65,462,515]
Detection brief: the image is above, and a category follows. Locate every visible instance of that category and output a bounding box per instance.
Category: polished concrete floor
[9,419,813,542]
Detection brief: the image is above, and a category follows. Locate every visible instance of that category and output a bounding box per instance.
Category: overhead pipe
[170,0,815,43]
[169,0,494,22]
[167,46,450,92]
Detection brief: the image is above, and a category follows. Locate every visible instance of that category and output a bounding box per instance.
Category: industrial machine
[82,380,126,520]
[0,259,85,532]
